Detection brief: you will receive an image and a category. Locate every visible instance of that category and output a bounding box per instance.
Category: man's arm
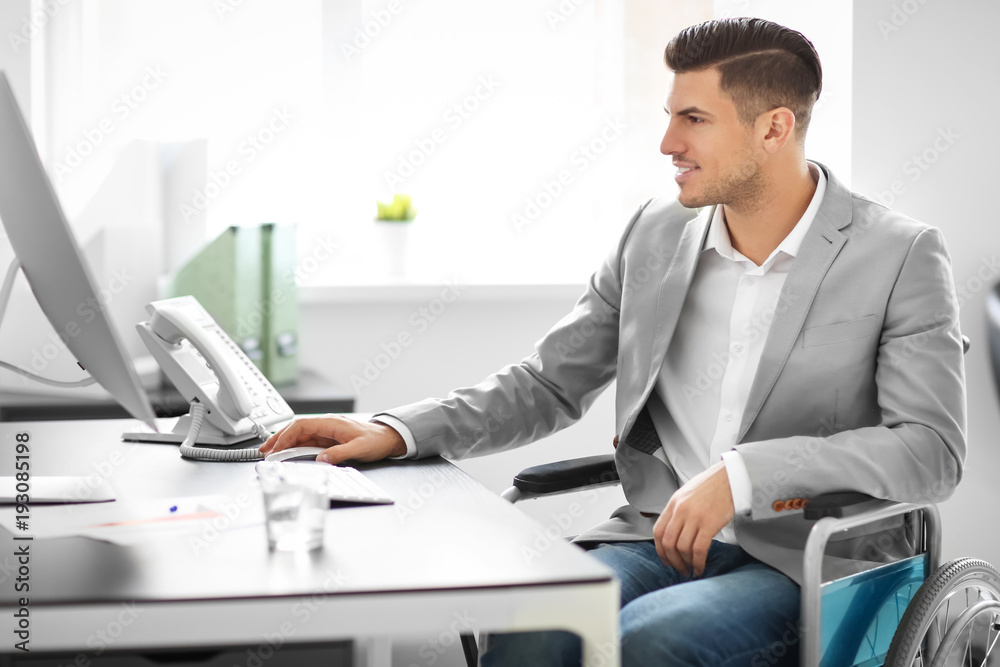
[378,207,643,460]
[263,201,654,462]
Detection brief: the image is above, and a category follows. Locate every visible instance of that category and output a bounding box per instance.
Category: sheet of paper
[0,476,115,504]
[0,495,263,546]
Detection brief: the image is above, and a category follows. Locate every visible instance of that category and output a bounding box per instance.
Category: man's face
[661,68,764,210]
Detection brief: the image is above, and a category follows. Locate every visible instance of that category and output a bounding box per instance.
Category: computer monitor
[0,71,157,429]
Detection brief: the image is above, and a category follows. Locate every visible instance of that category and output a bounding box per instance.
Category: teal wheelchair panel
[820,553,928,667]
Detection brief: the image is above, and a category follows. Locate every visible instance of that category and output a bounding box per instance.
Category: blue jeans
[481,540,801,667]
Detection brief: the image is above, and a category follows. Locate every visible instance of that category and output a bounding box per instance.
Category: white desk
[0,418,619,666]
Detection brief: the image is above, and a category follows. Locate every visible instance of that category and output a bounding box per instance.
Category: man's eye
[689,116,704,124]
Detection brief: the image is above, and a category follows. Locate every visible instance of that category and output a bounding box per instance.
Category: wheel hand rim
[927,600,1000,667]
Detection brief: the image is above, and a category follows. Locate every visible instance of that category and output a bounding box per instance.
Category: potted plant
[374,194,416,278]
[376,193,417,223]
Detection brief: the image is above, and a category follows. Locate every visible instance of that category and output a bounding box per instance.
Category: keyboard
[323,466,394,505]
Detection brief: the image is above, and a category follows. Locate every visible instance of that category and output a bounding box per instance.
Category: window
[40,0,712,285]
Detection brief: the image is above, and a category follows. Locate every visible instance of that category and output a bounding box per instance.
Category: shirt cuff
[721,450,753,515]
[370,414,417,459]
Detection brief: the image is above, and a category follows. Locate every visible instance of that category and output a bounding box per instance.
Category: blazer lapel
[639,207,713,409]
[737,164,853,442]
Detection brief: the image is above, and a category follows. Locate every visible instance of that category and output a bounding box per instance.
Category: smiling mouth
[675,165,699,183]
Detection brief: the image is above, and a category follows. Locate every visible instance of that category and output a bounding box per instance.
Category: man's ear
[759,107,796,153]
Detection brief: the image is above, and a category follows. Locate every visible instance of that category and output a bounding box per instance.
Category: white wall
[714,0,854,181]
[852,0,1000,568]
[0,0,34,119]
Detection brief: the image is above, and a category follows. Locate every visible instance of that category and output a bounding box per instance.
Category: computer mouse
[263,446,329,463]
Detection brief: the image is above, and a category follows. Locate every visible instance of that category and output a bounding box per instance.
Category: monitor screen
[0,71,156,429]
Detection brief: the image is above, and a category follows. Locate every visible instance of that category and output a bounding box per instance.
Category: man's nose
[660,121,682,156]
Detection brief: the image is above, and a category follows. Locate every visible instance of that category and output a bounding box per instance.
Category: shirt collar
[703,162,827,270]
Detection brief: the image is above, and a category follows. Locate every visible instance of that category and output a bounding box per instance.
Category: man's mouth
[675,164,699,183]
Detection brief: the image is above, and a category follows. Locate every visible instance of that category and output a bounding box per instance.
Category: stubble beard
[677,141,767,214]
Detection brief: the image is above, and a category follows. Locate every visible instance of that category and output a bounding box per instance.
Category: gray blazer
[386,163,967,584]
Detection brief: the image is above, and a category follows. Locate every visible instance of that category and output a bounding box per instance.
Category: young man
[262,17,966,665]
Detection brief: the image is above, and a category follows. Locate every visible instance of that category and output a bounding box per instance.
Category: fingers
[653,518,666,563]
[257,416,403,465]
[654,507,691,576]
[316,441,366,465]
[653,510,667,562]
[259,416,355,455]
[259,422,292,453]
[660,543,688,575]
[674,524,698,575]
[654,501,711,577]
[661,528,693,576]
[691,534,711,578]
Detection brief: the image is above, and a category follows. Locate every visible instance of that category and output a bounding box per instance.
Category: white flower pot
[374,220,412,278]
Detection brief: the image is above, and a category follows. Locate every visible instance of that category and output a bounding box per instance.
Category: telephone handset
[127,296,294,455]
[146,303,254,421]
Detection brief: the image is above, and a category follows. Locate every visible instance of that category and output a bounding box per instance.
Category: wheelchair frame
[801,498,940,666]
[500,457,944,667]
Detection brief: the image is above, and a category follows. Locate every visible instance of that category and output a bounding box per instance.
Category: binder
[261,222,299,385]
[168,223,298,385]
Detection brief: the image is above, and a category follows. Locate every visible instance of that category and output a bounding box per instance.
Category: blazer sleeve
[738,226,967,520]
[378,201,651,459]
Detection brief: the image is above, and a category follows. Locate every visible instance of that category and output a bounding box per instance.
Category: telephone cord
[178,400,265,462]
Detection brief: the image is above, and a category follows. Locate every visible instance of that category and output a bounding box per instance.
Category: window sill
[298,281,587,304]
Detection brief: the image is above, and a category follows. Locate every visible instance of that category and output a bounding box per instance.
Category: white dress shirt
[377,165,828,546]
[647,164,826,543]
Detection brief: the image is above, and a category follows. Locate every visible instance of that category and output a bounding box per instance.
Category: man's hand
[653,460,735,577]
[259,416,407,464]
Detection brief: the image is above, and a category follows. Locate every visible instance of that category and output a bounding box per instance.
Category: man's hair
[664,17,822,139]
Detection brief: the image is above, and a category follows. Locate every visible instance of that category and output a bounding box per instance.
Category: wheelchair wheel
[884,558,1000,667]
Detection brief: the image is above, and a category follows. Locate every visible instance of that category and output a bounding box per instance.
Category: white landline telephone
[123,296,294,461]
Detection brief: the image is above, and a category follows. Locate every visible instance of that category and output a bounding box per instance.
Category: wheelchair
[462,336,1000,666]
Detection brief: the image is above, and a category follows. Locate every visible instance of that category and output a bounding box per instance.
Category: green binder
[168,223,299,385]
[261,222,299,385]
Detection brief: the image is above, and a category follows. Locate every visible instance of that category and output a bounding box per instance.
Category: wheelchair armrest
[513,455,619,494]
[501,455,619,502]
[802,491,889,520]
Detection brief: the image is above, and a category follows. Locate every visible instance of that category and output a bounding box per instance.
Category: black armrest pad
[803,492,882,520]
[513,455,619,495]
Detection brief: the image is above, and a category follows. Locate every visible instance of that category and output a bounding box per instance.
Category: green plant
[375,194,417,221]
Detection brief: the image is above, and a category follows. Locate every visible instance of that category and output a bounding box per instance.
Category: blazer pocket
[803,314,879,348]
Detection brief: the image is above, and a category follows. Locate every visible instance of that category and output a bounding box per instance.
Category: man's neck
[722,162,818,266]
